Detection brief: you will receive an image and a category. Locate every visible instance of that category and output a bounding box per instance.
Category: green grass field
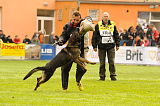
[0,60,160,106]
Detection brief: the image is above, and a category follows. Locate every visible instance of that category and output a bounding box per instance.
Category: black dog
[23,31,96,91]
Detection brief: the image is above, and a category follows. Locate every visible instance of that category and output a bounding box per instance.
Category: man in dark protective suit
[58,11,94,91]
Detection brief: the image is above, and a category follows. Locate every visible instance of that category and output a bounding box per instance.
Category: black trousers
[61,62,86,89]
[98,48,116,79]
[61,46,87,89]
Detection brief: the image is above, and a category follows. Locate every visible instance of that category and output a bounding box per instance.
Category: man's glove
[56,36,64,46]
[57,40,64,46]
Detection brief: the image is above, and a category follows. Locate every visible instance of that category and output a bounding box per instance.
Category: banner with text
[40,44,56,60]
[86,46,160,65]
[0,43,25,59]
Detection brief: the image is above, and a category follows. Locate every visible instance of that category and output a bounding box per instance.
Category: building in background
[0,0,160,43]
[0,0,56,41]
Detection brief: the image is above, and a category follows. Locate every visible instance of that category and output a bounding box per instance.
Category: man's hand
[116,47,119,51]
[57,40,64,46]
[93,48,97,52]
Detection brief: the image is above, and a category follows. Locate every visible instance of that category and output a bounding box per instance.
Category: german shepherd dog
[23,30,96,91]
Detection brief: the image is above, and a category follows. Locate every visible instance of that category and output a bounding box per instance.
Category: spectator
[0,30,7,43]
[143,28,148,35]
[152,27,159,43]
[48,32,56,44]
[38,31,44,44]
[13,35,21,44]
[31,36,40,45]
[126,36,134,46]
[128,26,137,39]
[146,25,157,46]
[6,35,14,43]
[146,24,154,40]
[32,32,39,40]
[126,26,136,46]
[23,35,31,44]
[150,39,157,46]
[136,24,143,32]
[119,29,130,46]
[132,35,142,46]
[141,36,150,47]
[136,25,145,39]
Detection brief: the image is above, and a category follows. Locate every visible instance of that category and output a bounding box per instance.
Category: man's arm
[92,24,99,51]
[113,26,120,50]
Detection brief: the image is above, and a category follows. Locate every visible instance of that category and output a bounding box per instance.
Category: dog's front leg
[74,58,86,70]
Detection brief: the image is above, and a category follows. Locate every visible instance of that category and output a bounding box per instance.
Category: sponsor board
[25,44,40,59]
[0,43,25,59]
[40,44,56,60]
[87,46,160,65]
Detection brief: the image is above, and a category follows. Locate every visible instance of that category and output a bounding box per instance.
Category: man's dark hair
[72,11,81,18]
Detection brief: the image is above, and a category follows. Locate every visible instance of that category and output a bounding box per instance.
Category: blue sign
[40,44,56,60]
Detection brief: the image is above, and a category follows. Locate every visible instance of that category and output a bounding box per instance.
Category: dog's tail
[23,67,46,80]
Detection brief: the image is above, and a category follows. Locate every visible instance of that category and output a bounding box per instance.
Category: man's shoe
[63,88,67,92]
[99,77,105,81]
[110,76,117,81]
[99,78,105,81]
[77,82,84,91]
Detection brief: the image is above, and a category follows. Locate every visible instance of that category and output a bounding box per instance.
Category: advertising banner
[86,46,99,62]
[115,46,145,64]
[0,43,25,59]
[87,46,160,65]
[144,47,160,65]
[40,44,56,60]
[0,40,2,56]
[25,44,40,59]
[0,43,25,56]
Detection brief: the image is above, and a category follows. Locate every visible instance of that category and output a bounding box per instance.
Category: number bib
[100,30,114,43]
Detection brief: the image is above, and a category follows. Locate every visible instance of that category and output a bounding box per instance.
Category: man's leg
[76,65,86,83]
[98,49,106,81]
[76,65,86,91]
[76,46,87,91]
[107,48,117,81]
[61,61,73,90]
